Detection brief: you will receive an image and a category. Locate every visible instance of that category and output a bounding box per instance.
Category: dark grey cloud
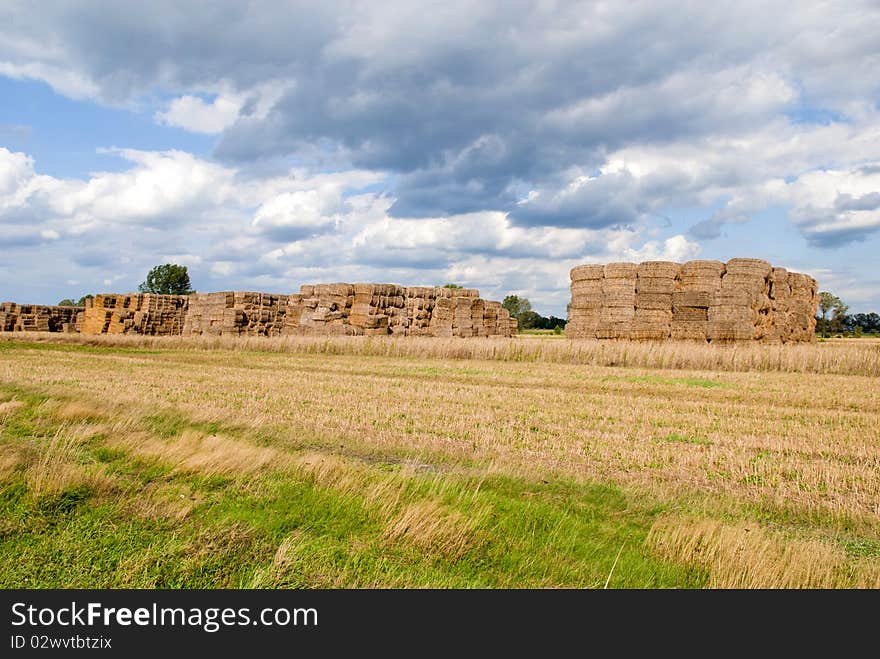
[803,223,880,248]
[835,191,880,212]
[1,1,879,247]
[0,227,45,248]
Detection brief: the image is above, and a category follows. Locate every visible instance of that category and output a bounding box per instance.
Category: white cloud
[155,94,244,134]
[785,164,880,245]
[0,145,707,314]
[154,80,291,134]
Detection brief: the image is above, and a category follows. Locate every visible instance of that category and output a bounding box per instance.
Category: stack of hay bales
[16,283,516,338]
[708,258,772,342]
[349,284,407,336]
[598,263,637,339]
[671,260,724,340]
[0,303,17,331]
[0,303,83,332]
[402,286,438,336]
[286,283,360,335]
[633,261,679,339]
[80,294,188,335]
[425,288,481,338]
[183,292,289,336]
[282,283,514,338]
[566,265,604,338]
[767,270,819,343]
[567,258,819,342]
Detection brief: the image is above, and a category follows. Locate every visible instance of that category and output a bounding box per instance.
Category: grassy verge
[0,386,703,588]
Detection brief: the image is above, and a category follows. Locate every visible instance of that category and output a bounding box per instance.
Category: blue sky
[1,1,879,316]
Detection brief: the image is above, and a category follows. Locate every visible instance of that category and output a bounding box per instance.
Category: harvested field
[1,333,878,588]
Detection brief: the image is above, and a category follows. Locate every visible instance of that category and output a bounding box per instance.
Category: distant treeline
[817,312,880,337]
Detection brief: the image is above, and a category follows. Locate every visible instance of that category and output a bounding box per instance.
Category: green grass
[0,388,704,588]
[663,432,712,446]
[621,375,725,388]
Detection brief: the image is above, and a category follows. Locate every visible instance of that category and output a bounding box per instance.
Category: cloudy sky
[1,1,879,315]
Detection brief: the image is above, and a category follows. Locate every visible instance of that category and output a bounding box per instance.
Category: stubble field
[1,333,878,588]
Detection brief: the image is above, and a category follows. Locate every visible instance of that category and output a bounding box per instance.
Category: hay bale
[604,262,638,279]
[570,294,604,309]
[681,260,726,277]
[600,306,635,323]
[634,293,672,310]
[671,321,708,340]
[634,308,672,324]
[571,279,603,295]
[570,264,605,281]
[725,258,772,278]
[636,277,677,294]
[602,278,636,296]
[708,322,756,341]
[637,261,681,279]
[630,326,670,340]
[673,291,711,309]
[673,307,708,322]
[596,322,632,339]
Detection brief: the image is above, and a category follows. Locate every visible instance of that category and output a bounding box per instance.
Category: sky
[1,1,879,317]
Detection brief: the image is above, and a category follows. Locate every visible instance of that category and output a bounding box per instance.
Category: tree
[830,299,849,334]
[139,264,195,295]
[57,299,75,307]
[76,294,94,307]
[817,291,845,336]
[502,295,531,319]
[517,310,542,330]
[442,283,463,289]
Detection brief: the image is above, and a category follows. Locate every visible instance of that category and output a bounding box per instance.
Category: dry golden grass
[4,331,879,375]
[23,425,115,501]
[6,341,876,523]
[648,516,880,588]
[0,399,26,418]
[108,428,290,478]
[381,499,477,559]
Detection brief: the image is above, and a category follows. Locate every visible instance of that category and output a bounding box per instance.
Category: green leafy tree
[502,295,531,319]
[830,298,849,334]
[817,291,849,336]
[57,299,75,306]
[442,283,463,289]
[517,310,542,330]
[76,294,94,307]
[139,264,195,295]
